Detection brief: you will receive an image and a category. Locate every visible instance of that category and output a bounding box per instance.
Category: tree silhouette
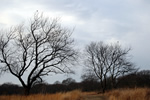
[83,41,135,93]
[0,12,77,95]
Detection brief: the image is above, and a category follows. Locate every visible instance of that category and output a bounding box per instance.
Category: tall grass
[1,88,150,100]
[0,90,82,100]
[105,88,150,100]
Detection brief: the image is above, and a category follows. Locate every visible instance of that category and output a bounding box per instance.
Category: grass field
[0,88,150,100]
[105,88,150,100]
[0,90,82,100]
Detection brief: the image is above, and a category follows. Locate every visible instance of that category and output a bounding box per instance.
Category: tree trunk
[100,79,104,93]
[102,76,107,93]
[100,80,106,93]
[102,88,105,93]
[24,87,30,95]
[111,76,116,89]
[111,80,114,89]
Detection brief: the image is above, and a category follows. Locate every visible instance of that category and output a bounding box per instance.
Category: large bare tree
[0,12,77,95]
[84,41,135,93]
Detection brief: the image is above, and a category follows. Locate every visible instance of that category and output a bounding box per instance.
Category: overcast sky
[0,0,150,85]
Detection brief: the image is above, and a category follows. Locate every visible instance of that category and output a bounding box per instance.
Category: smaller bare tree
[84,41,135,93]
[0,12,77,95]
[107,43,135,88]
[84,42,109,93]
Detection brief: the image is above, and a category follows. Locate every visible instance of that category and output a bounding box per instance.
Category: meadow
[0,90,82,100]
[0,88,150,100]
[105,88,150,100]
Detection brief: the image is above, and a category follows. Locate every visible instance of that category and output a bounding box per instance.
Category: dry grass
[0,90,83,100]
[105,88,150,100]
[1,88,150,100]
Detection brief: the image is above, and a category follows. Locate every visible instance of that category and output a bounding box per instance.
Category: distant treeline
[0,70,150,95]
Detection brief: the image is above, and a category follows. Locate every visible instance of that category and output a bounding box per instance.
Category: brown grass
[0,90,83,100]
[1,88,150,100]
[105,88,150,100]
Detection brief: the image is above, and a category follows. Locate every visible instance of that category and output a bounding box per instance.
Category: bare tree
[0,12,77,95]
[107,43,135,88]
[84,41,135,93]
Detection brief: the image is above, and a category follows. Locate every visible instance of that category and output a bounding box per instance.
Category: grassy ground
[0,90,82,100]
[0,88,150,100]
[105,88,150,100]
